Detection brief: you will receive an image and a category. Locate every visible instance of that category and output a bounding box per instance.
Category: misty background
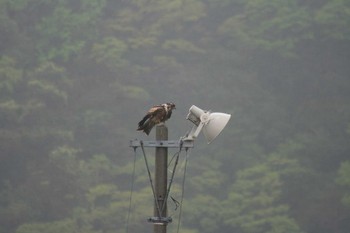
[1,0,350,233]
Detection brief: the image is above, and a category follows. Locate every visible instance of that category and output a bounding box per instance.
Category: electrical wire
[125,147,137,233]
[176,148,189,233]
[140,141,162,218]
[161,140,183,214]
[168,152,178,167]
[128,139,190,233]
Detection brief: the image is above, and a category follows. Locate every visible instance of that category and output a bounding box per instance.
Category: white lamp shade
[202,112,231,144]
[183,105,231,143]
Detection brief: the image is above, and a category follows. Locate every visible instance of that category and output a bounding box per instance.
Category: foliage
[223,158,302,233]
[16,219,77,233]
[337,161,350,207]
[0,0,350,233]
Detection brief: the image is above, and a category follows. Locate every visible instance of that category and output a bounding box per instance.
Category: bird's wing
[138,106,158,127]
[147,105,163,114]
[148,105,166,124]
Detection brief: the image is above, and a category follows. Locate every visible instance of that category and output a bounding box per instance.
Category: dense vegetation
[1,0,350,233]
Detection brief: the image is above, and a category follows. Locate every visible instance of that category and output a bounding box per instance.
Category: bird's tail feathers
[138,115,150,128]
[137,120,155,135]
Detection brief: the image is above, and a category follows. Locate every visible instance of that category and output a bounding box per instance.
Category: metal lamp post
[129,105,231,233]
[130,125,194,233]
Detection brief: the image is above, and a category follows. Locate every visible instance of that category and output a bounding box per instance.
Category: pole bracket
[130,139,194,149]
[147,216,172,225]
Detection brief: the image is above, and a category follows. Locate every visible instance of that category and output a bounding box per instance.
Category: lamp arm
[182,122,205,141]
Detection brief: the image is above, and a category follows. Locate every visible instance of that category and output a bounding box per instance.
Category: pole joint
[147,217,173,225]
[129,139,194,149]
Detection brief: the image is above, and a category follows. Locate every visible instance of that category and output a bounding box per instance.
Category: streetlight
[129,105,231,233]
[183,105,232,144]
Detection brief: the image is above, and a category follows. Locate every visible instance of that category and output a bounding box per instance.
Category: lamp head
[183,105,231,144]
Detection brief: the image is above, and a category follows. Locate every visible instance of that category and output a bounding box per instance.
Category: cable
[130,139,189,232]
[176,148,189,233]
[125,147,137,233]
[171,196,180,210]
[168,152,178,167]
[161,140,183,214]
[140,141,162,218]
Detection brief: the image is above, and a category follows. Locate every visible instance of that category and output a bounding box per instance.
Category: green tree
[218,0,312,56]
[336,161,350,207]
[1,1,350,233]
[218,0,350,56]
[35,0,106,62]
[223,159,302,233]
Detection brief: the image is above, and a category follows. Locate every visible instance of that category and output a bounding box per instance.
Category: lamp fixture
[183,105,231,144]
[129,104,232,232]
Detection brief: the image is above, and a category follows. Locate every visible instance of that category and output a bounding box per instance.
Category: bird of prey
[137,103,176,135]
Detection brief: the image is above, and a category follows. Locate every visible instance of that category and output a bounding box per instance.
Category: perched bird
[137,103,176,135]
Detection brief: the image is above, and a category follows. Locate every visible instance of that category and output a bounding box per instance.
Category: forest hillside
[1,1,350,233]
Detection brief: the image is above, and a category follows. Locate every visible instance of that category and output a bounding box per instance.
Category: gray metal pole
[154,125,168,233]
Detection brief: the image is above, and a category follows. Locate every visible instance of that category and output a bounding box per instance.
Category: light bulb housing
[183,105,231,144]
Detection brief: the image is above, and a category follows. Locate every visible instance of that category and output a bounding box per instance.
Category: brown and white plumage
[137,103,176,135]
